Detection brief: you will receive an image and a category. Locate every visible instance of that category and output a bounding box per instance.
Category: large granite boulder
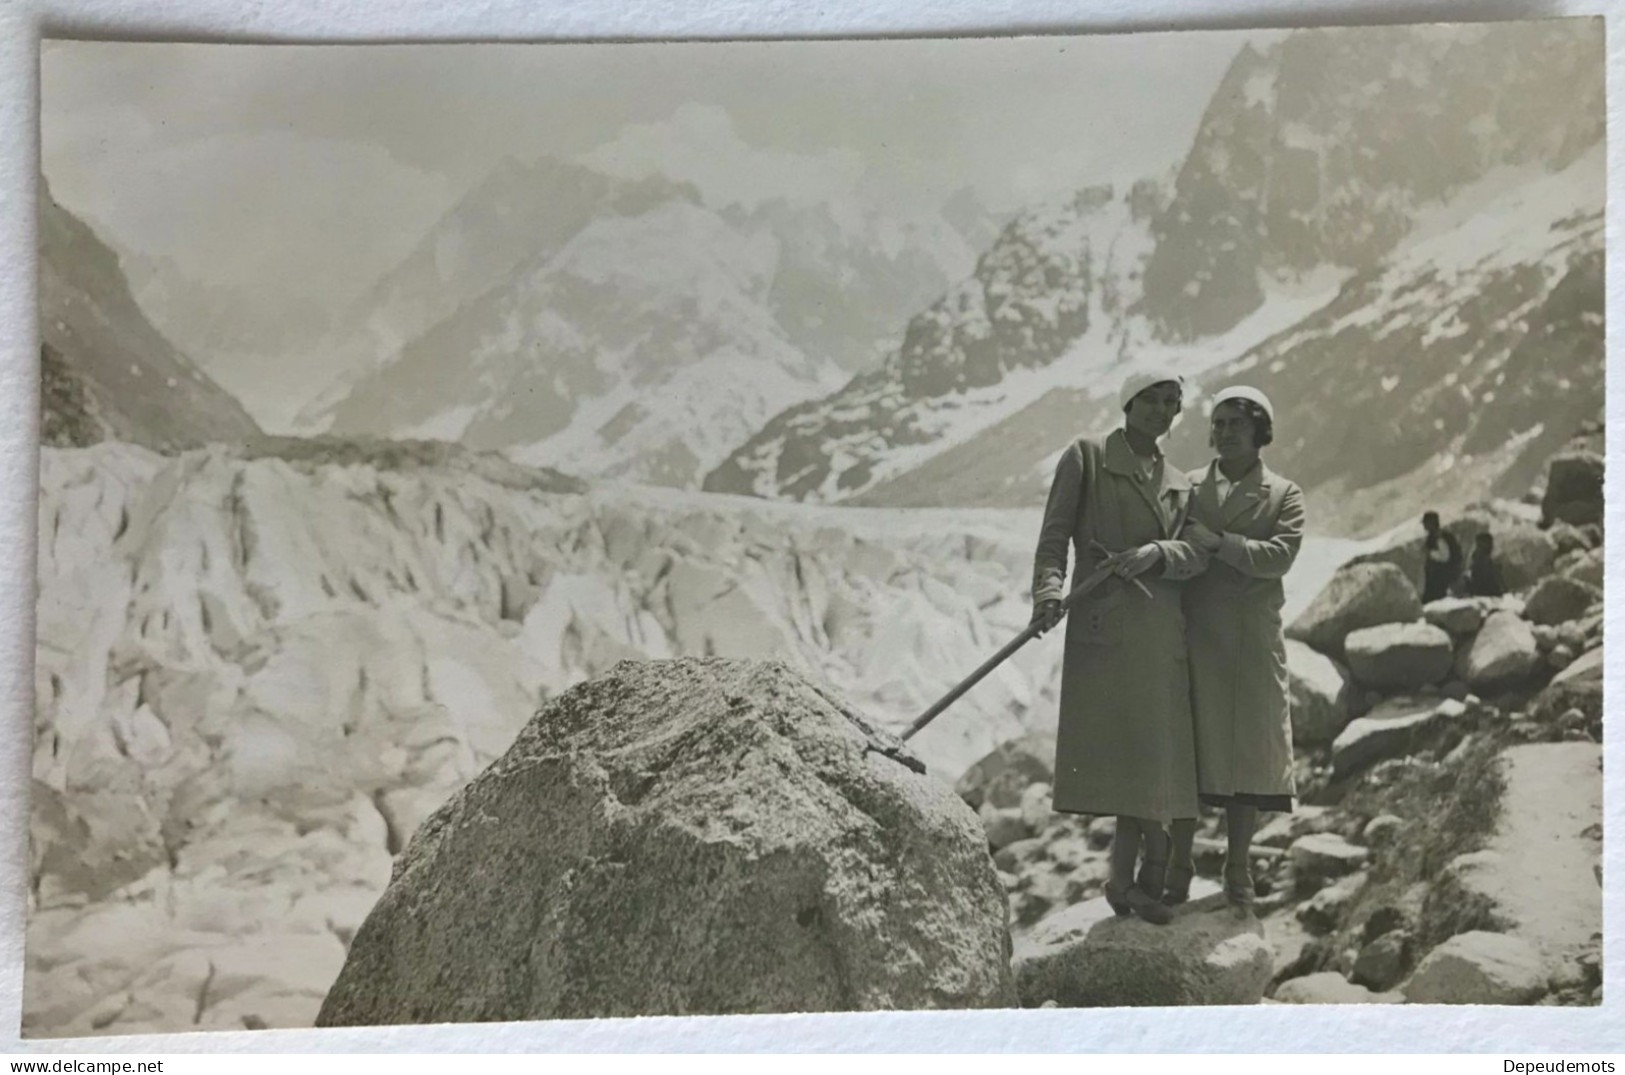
[318,658,1016,1025]
[1013,894,1273,1007]
[1287,641,1353,745]
[1458,611,1540,693]
[1344,622,1454,690]
[1287,563,1421,656]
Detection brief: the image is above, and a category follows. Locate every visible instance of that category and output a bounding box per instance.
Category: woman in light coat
[1165,385,1304,914]
[1030,370,1207,925]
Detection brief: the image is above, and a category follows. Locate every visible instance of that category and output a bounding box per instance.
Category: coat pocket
[1072,588,1125,647]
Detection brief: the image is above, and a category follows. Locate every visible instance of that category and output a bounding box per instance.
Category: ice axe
[900,544,1149,743]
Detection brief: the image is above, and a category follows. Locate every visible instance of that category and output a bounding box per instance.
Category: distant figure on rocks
[1466,531,1505,598]
[1030,368,1207,926]
[1421,511,1463,602]
[1168,386,1304,918]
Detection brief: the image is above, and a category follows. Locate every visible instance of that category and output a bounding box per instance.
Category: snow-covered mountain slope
[293,158,697,432]
[704,179,1344,503]
[851,150,1603,537]
[298,156,986,486]
[1142,19,1604,341]
[706,19,1603,519]
[733,194,983,373]
[1163,150,1604,535]
[319,197,846,487]
[39,185,262,451]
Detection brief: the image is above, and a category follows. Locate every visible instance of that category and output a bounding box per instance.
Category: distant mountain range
[704,19,1605,536]
[38,20,1604,540]
[292,155,995,486]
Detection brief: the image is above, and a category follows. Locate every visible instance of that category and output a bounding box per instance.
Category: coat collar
[1196,458,1273,525]
[1104,428,1191,535]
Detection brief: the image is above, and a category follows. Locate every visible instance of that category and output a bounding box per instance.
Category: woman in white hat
[1163,385,1305,915]
[1030,369,1207,924]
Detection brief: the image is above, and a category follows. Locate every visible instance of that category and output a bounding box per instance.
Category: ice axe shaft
[901,556,1125,742]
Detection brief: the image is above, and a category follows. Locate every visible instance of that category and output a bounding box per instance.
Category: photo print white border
[0,0,1620,1054]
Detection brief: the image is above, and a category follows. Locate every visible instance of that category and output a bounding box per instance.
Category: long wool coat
[1033,430,1207,824]
[1182,459,1306,806]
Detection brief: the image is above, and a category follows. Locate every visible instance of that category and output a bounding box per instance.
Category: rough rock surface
[1274,972,1402,1004]
[1331,698,1450,779]
[1013,894,1273,1007]
[1403,931,1549,1005]
[318,658,1016,1025]
[1344,623,1454,689]
[1423,597,1495,636]
[1521,577,1600,626]
[1458,611,1541,693]
[1532,646,1602,724]
[1288,835,1370,891]
[1287,641,1352,745]
[1287,563,1422,656]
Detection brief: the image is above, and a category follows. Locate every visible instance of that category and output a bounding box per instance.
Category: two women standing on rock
[1030,375,1304,923]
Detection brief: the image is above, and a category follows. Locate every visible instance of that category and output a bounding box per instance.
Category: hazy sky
[40,31,1278,423]
[42,32,1274,291]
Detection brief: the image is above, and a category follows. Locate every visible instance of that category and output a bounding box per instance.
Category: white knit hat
[1118,367,1185,410]
[1211,384,1275,422]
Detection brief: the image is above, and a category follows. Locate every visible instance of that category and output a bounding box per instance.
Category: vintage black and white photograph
[28,18,1603,1037]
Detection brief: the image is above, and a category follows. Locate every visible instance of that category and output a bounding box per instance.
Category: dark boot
[1103,816,1140,916]
[1164,817,1196,906]
[1224,804,1259,917]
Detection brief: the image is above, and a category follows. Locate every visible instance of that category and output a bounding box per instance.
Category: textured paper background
[0,0,1619,1053]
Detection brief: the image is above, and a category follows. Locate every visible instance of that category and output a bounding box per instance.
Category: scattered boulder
[1273,972,1403,1004]
[1020,782,1053,834]
[1403,932,1548,1005]
[1344,622,1454,690]
[1256,804,1334,849]
[955,731,1056,810]
[1286,641,1353,745]
[1422,597,1490,636]
[1287,563,1421,656]
[1531,646,1601,725]
[1541,451,1603,526]
[1352,931,1412,992]
[1554,547,1604,589]
[1288,834,1370,892]
[318,658,1017,1025]
[1014,894,1273,1007]
[1296,872,1367,935]
[1522,577,1600,627]
[1331,698,1450,779]
[1458,611,1540,693]
[980,805,1029,851]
